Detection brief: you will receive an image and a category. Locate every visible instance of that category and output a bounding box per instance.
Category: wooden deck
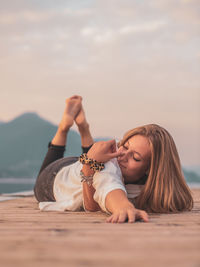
[0,189,200,267]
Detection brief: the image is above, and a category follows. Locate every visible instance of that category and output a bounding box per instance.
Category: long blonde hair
[118,124,193,213]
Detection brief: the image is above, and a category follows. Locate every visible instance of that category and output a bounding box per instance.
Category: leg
[51,95,82,146]
[38,95,82,174]
[75,99,94,153]
[40,97,94,175]
[34,156,78,202]
[34,96,82,202]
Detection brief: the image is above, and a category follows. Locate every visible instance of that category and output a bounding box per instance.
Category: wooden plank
[0,189,199,267]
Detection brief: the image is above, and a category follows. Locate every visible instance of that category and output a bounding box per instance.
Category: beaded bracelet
[79,153,105,172]
[80,170,93,186]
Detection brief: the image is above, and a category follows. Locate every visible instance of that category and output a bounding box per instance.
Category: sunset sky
[0,0,199,166]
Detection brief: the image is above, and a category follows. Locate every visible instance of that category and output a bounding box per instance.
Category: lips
[118,161,126,169]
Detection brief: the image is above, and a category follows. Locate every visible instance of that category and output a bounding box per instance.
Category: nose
[118,150,128,162]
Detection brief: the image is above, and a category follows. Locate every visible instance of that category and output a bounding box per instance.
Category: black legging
[34,142,93,202]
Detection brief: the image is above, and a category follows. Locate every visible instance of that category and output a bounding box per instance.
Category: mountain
[0,112,82,178]
[183,169,200,184]
[0,112,199,184]
[0,112,110,178]
[183,166,200,176]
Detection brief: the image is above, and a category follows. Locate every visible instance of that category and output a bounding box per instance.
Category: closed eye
[123,145,141,162]
[134,158,141,162]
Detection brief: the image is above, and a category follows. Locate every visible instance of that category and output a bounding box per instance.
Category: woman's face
[117,135,151,184]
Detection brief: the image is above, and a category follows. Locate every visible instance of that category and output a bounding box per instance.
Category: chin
[123,176,131,184]
[124,176,140,185]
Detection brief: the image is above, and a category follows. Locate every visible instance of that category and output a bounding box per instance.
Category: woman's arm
[75,111,99,211]
[82,164,101,211]
[105,189,149,223]
[81,140,124,212]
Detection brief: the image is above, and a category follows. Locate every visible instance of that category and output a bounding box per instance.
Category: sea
[0,177,200,195]
[0,178,36,194]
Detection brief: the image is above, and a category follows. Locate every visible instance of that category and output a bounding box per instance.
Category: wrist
[80,153,105,172]
[87,151,98,162]
[82,165,95,176]
[81,165,95,186]
[105,189,135,213]
[80,170,93,186]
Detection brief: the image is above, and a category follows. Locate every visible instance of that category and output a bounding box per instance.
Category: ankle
[78,122,90,133]
[58,123,71,134]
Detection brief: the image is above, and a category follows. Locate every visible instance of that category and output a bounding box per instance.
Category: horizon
[1,110,200,168]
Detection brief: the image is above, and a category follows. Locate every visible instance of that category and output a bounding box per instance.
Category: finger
[110,143,116,153]
[118,212,128,223]
[136,210,149,222]
[139,211,149,222]
[106,215,113,223]
[108,150,125,159]
[103,139,116,150]
[106,139,116,146]
[127,210,136,223]
[111,214,119,223]
[142,212,149,222]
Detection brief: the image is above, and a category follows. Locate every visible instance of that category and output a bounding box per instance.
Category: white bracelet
[80,170,93,186]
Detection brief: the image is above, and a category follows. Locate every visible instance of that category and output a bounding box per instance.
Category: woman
[34,95,193,223]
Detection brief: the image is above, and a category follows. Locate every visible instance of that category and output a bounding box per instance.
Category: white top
[39,158,144,214]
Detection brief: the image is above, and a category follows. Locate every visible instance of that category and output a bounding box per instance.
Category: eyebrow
[127,141,144,160]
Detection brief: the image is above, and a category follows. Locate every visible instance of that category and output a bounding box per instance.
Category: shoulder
[103,158,121,174]
[93,158,123,187]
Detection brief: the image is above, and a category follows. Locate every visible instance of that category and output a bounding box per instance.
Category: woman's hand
[106,205,149,223]
[87,139,124,163]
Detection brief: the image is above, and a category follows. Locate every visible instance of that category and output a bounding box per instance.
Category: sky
[0,0,199,166]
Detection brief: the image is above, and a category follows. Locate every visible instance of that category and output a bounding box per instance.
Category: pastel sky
[0,0,199,166]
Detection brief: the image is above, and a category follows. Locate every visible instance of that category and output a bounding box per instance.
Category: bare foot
[59,95,82,132]
[75,104,89,130]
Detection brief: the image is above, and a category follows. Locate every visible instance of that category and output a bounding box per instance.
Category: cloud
[0,0,199,164]
[0,8,92,25]
[150,0,200,25]
[81,27,97,36]
[93,30,116,44]
[80,20,168,46]
[119,20,167,34]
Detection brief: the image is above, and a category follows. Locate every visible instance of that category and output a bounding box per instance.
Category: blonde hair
[118,124,193,213]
